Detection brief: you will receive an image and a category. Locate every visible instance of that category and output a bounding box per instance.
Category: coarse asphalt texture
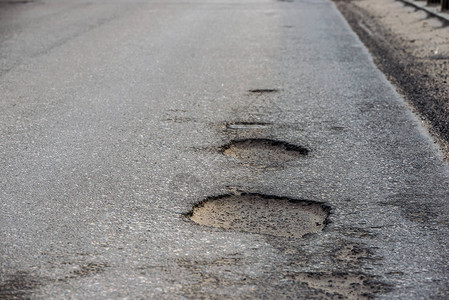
[1,0,449,299]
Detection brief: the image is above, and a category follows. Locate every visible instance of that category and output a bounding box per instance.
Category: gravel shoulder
[334,0,449,158]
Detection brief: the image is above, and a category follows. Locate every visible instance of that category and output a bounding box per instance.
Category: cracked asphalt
[1,0,449,298]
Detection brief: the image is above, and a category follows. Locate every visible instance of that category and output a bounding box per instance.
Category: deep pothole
[221,138,309,163]
[186,193,330,239]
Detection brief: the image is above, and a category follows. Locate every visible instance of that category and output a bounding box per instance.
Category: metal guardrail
[398,0,449,23]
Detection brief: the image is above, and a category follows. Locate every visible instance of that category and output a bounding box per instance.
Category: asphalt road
[1,0,449,299]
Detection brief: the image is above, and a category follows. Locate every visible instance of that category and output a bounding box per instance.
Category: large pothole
[187,193,330,239]
[221,138,309,164]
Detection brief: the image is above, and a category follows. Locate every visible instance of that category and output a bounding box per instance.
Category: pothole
[248,89,278,93]
[186,193,330,239]
[226,122,271,130]
[221,138,309,163]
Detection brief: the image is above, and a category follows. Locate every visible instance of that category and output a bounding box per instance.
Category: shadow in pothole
[221,138,309,164]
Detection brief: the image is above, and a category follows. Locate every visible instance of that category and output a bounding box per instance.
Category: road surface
[1,0,449,298]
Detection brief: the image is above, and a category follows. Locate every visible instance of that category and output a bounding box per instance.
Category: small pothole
[221,138,308,163]
[226,122,271,130]
[186,193,330,239]
[248,89,278,93]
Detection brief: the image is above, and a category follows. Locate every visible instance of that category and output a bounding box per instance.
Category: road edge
[332,0,449,161]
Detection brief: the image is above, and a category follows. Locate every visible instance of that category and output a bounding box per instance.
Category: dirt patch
[337,227,377,239]
[0,271,42,299]
[0,262,108,298]
[380,193,448,225]
[69,262,108,278]
[332,244,373,268]
[176,257,391,299]
[334,0,449,157]
[186,193,330,239]
[221,138,309,164]
[176,258,257,299]
[293,272,390,299]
